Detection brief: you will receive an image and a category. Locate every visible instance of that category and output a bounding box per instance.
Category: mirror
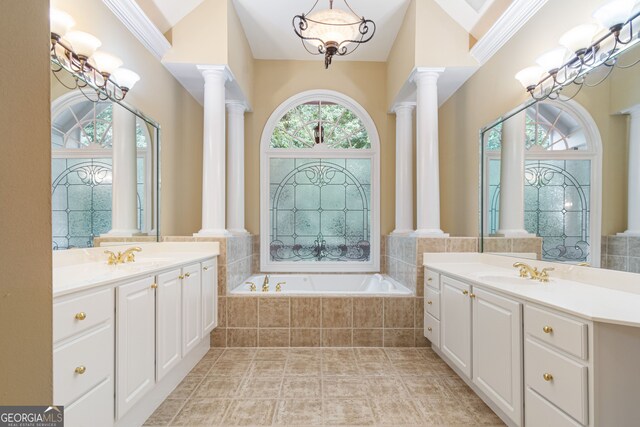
[50,66,160,250]
[480,42,640,271]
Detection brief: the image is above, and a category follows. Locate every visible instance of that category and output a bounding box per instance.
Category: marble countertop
[53,242,219,297]
[423,253,640,328]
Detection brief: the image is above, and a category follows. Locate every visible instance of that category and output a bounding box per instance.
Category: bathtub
[231,273,413,296]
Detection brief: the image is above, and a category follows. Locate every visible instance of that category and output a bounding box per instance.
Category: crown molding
[102,0,171,60]
[471,0,549,65]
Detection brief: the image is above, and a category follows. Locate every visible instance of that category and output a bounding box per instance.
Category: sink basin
[475,274,544,286]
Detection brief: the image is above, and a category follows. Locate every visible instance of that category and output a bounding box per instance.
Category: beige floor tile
[273,399,323,426]
[364,377,409,398]
[202,348,224,361]
[354,347,388,362]
[401,376,451,397]
[189,358,218,376]
[168,375,205,399]
[192,377,244,398]
[393,359,432,376]
[357,360,394,376]
[284,359,322,376]
[384,348,424,361]
[323,398,375,426]
[254,348,290,361]
[287,348,322,361]
[322,360,360,376]
[280,377,322,398]
[218,348,257,361]
[368,398,424,425]
[322,348,356,362]
[237,376,283,398]
[413,396,478,425]
[143,398,184,426]
[323,377,369,398]
[250,360,287,376]
[208,360,252,377]
[171,398,231,426]
[222,399,277,426]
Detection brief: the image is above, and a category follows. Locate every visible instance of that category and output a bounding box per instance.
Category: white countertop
[53,242,219,297]
[423,253,640,328]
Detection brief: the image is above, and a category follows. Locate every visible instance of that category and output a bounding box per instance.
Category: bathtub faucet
[262,275,270,292]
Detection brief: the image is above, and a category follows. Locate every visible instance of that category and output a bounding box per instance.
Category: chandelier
[49,8,139,102]
[293,0,376,69]
[515,0,640,101]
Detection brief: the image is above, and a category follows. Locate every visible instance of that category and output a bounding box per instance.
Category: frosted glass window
[269,158,371,262]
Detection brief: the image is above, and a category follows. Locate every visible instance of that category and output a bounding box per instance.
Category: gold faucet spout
[122,246,142,263]
[513,262,538,279]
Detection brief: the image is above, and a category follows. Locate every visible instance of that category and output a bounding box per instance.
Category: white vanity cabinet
[181,263,202,356]
[156,269,183,381]
[440,276,472,378]
[201,259,218,335]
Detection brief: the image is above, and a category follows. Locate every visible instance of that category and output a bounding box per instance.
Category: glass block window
[488,159,591,262]
[270,101,371,149]
[269,158,371,262]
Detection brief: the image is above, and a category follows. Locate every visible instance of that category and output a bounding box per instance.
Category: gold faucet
[276,282,285,292]
[262,275,270,292]
[105,246,142,265]
[513,262,554,282]
[246,281,256,292]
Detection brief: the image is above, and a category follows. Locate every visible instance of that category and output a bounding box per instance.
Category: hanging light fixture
[516,0,640,101]
[49,8,139,102]
[293,0,376,69]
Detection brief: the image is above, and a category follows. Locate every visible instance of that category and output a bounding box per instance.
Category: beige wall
[0,0,52,404]
[245,60,395,236]
[438,0,631,237]
[53,0,204,236]
[386,0,416,107]
[227,0,254,105]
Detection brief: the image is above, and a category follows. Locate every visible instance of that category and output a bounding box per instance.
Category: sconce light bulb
[50,8,75,39]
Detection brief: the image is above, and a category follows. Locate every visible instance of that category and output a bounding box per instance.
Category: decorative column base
[101,230,147,237]
[391,229,414,235]
[194,229,232,237]
[413,229,449,237]
[228,228,250,236]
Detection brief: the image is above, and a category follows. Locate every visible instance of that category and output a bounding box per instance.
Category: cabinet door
[440,276,472,378]
[182,263,202,356]
[201,259,218,335]
[116,276,156,419]
[472,287,523,426]
[156,269,182,381]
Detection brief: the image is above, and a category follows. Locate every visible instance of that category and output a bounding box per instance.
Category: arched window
[260,90,380,272]
[484,100,602,265]
[51,92,151,250]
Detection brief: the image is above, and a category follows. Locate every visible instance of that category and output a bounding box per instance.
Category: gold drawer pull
[151,283,158,289]
[203,266,209,271]
[543,373,553,382]
[75,312,86,321]
[427,300,432,305]
[427,277,433,282]
[427,327,433,332]
[470,293,476,299]
[543,325,553,334]
[185,272,191,278]
[179,274,185,280]
[462,290,469,295]
[75,366,86,375]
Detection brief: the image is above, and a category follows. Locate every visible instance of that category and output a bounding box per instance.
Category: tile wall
[601,235,640,272]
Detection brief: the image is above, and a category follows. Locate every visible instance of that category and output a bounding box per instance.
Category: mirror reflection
[51,68,159,249]
[481,43,640,271]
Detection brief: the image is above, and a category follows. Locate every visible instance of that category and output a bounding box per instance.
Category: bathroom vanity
[53,242,219,427]
[423,253,640,427]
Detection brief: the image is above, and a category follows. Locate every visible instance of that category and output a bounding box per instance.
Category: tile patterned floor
[144,347,505,426]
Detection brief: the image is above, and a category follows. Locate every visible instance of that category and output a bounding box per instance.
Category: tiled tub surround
[383,235,542,297]
[144,347,504,426]
[211,296,429,348]
[601,235,640,272]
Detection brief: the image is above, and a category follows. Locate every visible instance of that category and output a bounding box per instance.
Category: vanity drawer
[524,304,588,359]
[54,288,113,343]
[425,269,440,290]
[525,338,588,425]
[424,312,440,348]
[54,323,114,406]
[424,287,440,320]
[64,377,113,427]
[525,387,582,427]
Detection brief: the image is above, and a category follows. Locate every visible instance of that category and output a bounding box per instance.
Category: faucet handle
[539,267,554,283]
[104,250,118,265]
[246,282,256,292]
[276,282,285,292]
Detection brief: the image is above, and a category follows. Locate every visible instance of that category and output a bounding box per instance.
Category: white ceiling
[433,0,495,33]
[137,0,205,33]
[232,0,411,61]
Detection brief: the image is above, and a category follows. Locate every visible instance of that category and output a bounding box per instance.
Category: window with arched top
[51,92,152,250]
[484,100,602,265]
[261,90,380,272]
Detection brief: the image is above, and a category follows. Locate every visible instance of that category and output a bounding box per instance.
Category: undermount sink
[475,274,545,286]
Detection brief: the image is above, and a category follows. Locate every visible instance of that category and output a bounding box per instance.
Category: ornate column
[496,110,531,236]
[621,105,640,235]
[413,68,447,236]
[195,66,230,237]
[104,102,141,236]
[226,100,248,235]
[392,102,415,234]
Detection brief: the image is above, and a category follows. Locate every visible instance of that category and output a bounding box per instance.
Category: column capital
[392,102,416,114]
[226,100,247,113]
[411,67,445,84]
[197,65,233,82]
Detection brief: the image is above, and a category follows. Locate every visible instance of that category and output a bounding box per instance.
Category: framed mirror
[479,42,640,271]
[50,66,160,250]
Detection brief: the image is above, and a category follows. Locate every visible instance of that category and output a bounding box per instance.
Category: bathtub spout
[262,274,270,292]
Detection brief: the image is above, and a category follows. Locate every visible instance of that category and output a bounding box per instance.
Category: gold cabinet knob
[470,293,476,299]
[185,272,191,278]
[543,326,553,334]
[427,277,433,282]
[151,283,158,289]
[462,290,469,295]
[179,274,185,280]
[427,300,432,305]
[427,327,433,332]
[74,312,86,321]
[543,373,553,382]
[203,266,209,271]
[75,366,86,374]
